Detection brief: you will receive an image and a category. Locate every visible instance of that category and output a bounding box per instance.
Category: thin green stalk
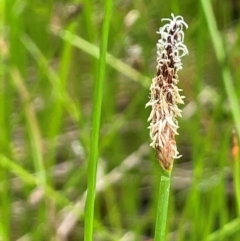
[154,169,171,241]
[84,0,112,240]
[200,0,240,137]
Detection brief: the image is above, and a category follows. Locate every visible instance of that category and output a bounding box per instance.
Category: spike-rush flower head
[146,14,188,171]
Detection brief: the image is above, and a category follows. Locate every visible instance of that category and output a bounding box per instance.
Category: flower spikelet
[146,14,188,170]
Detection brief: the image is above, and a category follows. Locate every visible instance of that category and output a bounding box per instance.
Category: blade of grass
[84,0,113,239]
[11,67,46,186]
[58,29,150,87]
[200,0,240,138]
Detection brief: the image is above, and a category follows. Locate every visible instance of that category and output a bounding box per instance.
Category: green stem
[154,169,172,241]
[84,0,112,240]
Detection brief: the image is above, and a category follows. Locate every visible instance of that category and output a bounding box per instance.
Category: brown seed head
[146,14,188,170]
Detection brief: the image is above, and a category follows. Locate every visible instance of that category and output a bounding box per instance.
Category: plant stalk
[154,169,172,241]
[83,0,112,240]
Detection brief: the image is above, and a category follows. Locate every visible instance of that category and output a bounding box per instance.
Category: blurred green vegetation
[1,0,240,240]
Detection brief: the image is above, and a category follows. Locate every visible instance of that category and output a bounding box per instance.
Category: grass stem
[154,169,171,241]
[83,0,112,240]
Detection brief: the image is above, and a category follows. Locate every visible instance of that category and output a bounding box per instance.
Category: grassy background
[1,0,240,240]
